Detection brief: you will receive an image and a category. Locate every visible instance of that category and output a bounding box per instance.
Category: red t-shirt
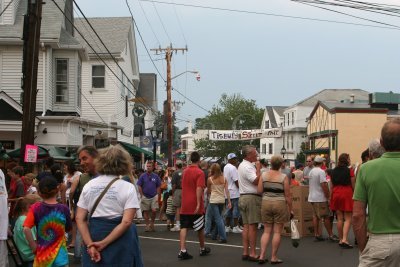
[180,165,205,215]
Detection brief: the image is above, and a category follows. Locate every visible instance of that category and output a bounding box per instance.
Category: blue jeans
[74,228,82,260]
[224,198,240,227]
[208,203,227,241]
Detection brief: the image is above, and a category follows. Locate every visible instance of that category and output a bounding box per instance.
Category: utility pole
[20,0,43,171]
[151,45,187,167]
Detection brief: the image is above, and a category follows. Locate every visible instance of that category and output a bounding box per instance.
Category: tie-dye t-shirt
[23,202,72,267]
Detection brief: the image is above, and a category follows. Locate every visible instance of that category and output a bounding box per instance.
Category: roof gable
[289,89,370,108]
[74,17,133,55]
[0,0,69,43]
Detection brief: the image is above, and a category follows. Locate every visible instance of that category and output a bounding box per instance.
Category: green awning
[118,141,153,159]
[7,146,74,160]
[7,146,49,158]
[303,148,330,155]
[42,146,74,161]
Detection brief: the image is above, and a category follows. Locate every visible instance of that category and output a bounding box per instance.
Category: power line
[294,1,400,29]
[138,0,162,46]
[125,0,166,82]
[172,86,210,114]
[139,0,400,30]
[152,1,172,42]
[0,0,14,18]
[171,0,188,44]
[55,0,160,120]
[126,0,211,117]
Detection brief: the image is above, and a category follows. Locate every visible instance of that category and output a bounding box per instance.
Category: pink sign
[24,144,38,163]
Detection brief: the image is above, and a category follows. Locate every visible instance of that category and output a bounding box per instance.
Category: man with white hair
[238,145,261,261]
[368,138,385,160]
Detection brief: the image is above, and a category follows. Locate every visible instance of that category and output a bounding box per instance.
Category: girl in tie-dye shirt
[24,177,72,267]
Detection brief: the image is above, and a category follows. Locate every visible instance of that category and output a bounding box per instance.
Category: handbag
[291,219,300,248]
[89,177,119,218]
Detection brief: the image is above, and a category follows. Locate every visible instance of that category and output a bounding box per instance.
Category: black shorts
[180,214,205,231]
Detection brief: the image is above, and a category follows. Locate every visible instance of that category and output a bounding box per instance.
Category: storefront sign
[24,145,38,163]
[208,128,282,141]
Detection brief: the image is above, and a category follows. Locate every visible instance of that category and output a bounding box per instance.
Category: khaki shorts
[173,189,182,208]
[311,202,330,219]
[239,194,261,225]
[141,195,158,211]
[359,233,400,267]
[261,200,289,224]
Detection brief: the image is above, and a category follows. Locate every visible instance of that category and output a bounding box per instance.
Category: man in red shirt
[178,151,210,260]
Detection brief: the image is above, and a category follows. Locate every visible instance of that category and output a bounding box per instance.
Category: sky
[76,0,400,129]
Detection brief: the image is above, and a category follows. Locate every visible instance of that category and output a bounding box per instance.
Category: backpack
[73,173,92,205]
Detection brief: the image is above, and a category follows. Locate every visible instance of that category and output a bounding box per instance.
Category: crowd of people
[0,118,400,267]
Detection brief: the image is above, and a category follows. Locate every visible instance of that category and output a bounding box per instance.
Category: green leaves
[194,93,263,158]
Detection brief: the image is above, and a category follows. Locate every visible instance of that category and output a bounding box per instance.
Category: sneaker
[225,226,232,233]
[232,226,243,234]
[328,235,340,243]
[178,250,193,260]
[170,225,181,232]
[219,239,227,244]
[199,247,211,256]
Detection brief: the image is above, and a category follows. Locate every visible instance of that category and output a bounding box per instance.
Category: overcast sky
[76,0,400,129]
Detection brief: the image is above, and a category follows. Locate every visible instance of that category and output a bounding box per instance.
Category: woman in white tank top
[207,163,231,243]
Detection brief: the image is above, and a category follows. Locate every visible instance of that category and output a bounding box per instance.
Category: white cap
[227,153,237,160]
[314,155,326,163]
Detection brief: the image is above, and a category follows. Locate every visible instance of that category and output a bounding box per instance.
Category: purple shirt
[137,172,161,198]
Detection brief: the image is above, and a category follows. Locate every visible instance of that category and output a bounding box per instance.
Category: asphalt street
[9,221,359,267]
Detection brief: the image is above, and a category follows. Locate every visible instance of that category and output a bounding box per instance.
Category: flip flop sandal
[271,259,283,265]
[248,255,260,262]
[242,255,249,261]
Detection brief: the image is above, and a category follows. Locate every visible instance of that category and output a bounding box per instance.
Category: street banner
[24,144,38,163]
[208,128,282,141]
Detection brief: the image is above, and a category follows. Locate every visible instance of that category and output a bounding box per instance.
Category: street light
[171,70,200,81]
[150,125,162,169]
[281,146,286,158]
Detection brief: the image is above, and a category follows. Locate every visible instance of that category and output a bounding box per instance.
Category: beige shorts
[261,200,289,224]
[311,202,330,219]
[359,233,400,267]
[141,195,158,211]
[173,189,182,208]
[239,194,261,225]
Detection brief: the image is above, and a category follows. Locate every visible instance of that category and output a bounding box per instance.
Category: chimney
[350,94,355,103]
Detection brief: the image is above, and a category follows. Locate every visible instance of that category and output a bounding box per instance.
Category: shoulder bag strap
[89,177,119,218]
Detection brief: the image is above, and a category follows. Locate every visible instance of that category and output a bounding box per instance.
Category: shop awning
[303,148,330,155]
[7,146,49,158]
[7,146,74,160]
[118,141,153,159]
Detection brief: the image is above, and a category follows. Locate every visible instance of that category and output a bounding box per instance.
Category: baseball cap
[314,155,325,163]
[227,153,237,160]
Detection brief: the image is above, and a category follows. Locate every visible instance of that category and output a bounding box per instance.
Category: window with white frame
[268,143,273,154]
[292,112,295,125]
[262,143,266,154]
[55,59,68,103]
[265,120,270,129]
[92,65,105,89]
[291,135,294,149]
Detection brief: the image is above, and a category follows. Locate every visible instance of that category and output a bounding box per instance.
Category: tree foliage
[194,93,264,158]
